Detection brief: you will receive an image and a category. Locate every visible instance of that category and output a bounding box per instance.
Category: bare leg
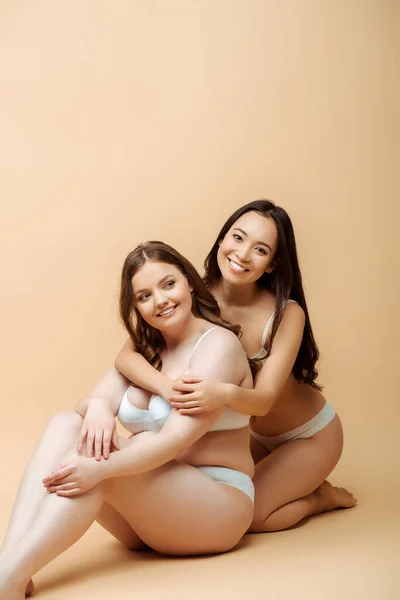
[0,445,252,599]
[0,412,86,597]
[249,416,356,533]
[0,412,146,596]
[0,481,104,599]
[0,412,83,557]
[256,481,356,532]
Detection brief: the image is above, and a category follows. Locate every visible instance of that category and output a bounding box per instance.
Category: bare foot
[314,481,357,514]
[25,580,35,597]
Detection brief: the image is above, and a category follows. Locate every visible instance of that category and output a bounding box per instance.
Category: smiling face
[131,260,193,332]
[217,211,279,285]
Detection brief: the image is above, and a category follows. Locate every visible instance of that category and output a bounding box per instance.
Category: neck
[161,314,205,350]
[216,278,261,307]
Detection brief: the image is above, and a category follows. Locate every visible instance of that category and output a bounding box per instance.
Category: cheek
[136,303,152,322]
[217,243,230,267]
[256,256,270,272]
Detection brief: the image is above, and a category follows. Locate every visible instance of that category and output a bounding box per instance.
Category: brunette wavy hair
[204,200,322,390]
[119,241,243,372]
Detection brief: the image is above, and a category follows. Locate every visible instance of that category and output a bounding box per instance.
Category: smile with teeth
[228,259,248,273]
[157,305,178,317]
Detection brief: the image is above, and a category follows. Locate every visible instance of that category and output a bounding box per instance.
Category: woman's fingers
[180,376,205,384]
[172,400,201,409]
[170,393,199,405]
[178,407,203,415]
[172,382,198,393]
[111,428,120,452]
[43,464,74,485]
[77,424,87,452]
[102,430,112,459]
[46,481,78,493]
[86,429,95,457]
[94,427,103,461]
[56,488,81,497]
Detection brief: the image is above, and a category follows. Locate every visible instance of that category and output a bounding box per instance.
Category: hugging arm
[47,328,249,491]
[115,338,174,399]
[171,303,305,416]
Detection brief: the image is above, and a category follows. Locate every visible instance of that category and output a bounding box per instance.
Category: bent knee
[251,502,274,530]
[46,411,83,431]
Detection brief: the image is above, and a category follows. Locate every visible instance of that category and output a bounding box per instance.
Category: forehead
[230,212,278,244]
[131,260,182,289]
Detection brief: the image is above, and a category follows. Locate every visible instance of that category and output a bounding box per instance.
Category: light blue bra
[117,327,250,434]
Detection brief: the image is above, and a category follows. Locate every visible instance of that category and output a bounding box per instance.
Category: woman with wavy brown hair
[115,201,356,534]
[0,242,254,599]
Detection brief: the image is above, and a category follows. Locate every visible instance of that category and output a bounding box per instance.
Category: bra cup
[146,395,171,432]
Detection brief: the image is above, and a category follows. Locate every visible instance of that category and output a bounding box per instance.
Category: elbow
[253,395,276,417]
[114,355,123,373]
[75,399,87,417]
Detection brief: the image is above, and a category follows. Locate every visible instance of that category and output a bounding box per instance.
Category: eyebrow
[233,228,272,252]
[134,274,175,295]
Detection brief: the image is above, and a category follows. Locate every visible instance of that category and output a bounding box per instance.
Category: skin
[0,260,254,599]
[114,212,356,536]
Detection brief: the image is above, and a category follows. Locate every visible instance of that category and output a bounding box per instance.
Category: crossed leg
[249,415,356,533]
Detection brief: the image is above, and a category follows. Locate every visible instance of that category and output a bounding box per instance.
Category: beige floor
[1,413,398,600]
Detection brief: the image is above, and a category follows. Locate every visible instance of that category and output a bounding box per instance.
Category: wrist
[99,454,114,480]
[218,381,232,407]
[158,375,173,400]
[86,396,111,410]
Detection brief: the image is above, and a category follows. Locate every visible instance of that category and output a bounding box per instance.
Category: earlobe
[265,263,275,273]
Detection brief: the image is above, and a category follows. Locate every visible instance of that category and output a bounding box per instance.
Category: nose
[235,244,251,263]
[153,289,168,308]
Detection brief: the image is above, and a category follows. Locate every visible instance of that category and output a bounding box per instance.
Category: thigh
[104,461,253,556]
[252,415,344,523]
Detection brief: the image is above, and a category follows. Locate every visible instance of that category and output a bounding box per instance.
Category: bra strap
[187,327,219,372]
[260,299,298,348]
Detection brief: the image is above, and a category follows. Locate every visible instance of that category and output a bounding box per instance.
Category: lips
[156,305,178,317]
[228,258,249,273]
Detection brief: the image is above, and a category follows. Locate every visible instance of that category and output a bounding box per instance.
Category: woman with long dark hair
[114,201,356,533]
[0,242,254,598]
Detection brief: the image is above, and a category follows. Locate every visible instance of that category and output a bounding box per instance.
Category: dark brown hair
[119,241,241,372]
[204,200,322,390]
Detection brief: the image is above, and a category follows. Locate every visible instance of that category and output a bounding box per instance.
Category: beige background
[0,1,398,598]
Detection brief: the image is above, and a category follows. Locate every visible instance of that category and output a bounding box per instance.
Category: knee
[251,504,272,529]
[46,411,83,432]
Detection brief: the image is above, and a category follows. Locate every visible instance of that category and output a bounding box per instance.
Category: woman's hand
[78,401,120,461]
[43,456,104,497]
[169,376,226,414]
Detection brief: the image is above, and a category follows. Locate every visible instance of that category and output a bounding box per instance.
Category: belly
[251,378,327,436]
[176,426,254,478]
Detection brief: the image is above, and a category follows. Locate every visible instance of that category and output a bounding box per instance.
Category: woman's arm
[45,328,249,491]
[75,368,130,460]
[102,327,249,478]
[115,339,173,399]
[75,368,129,417]
[170,303,305,417]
